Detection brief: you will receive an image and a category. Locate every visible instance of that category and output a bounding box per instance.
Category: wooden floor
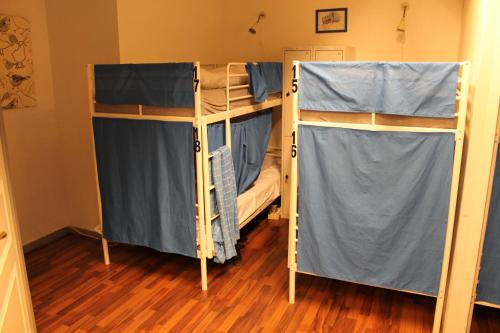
[26,217,499,333]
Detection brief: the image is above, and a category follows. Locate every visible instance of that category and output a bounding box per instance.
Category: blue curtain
[93,118,197,258]
[299,62,459,118]
[477,145,500,305]
[297,125,454,295]
[94,63,194,107]
[207,109,272,195]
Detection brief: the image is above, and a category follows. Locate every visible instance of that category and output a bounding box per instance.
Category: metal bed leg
[102,237,110,265]
[201,256,208,291]
[289,268,296,304]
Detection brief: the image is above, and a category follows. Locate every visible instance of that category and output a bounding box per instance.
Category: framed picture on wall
[316,8,348,33]
[0,14,36,109]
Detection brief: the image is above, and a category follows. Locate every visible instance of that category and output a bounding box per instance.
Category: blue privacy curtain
[297,126,454,295]
[93,118,197,258]
[299,62,459,118]
[477,145,500,305]
[246,62,283,103]
[207,109,272,195]
[94,63,194,107]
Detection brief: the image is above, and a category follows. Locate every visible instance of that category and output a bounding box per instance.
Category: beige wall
[117,0,463,63]
[221,0,463,62]
[117,0,224,63]
[1,0,69,244]
[0,0,120,244]
[45,0,120,235]
[442,0,500,331]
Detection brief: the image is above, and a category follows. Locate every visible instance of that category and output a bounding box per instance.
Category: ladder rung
[229,84,249,90]
[229,73,247,77]
[229,95,253,102]
[211,213,220,221]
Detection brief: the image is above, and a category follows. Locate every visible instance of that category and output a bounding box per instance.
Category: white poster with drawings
[0,14,36,109]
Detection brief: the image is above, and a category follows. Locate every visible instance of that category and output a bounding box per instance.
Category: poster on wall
[316,8,348,33]
[0,14,36,109]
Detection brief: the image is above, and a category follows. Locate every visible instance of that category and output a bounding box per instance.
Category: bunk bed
[475,115,500,310]
[87,61,282,291]
[287,61,470,333]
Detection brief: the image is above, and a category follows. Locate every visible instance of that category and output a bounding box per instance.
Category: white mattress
[196,157,281,245]
[237,158,281,225]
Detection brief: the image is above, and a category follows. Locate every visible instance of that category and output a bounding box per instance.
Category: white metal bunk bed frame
[86,61,282,291]
[287,60,471,333]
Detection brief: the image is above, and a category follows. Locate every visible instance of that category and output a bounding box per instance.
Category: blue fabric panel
[94,63,194,107]
[247,63,268,103]
[207,122,225,153]
[247,62,283,102]
[93,118,197,258]
[258,62,283,93]
[231,110,272,194]
[207,110,272,195]
[297,126,454,295]
[298,62,459,118]
[477,145,500,305]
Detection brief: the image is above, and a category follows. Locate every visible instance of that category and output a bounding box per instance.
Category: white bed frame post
[194,61,209,291]
[433,61,471,333]
[87,64,110,265]
[201,118,214,260]
[288,61,300,304]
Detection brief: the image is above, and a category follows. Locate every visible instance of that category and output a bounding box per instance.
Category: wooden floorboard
[25,218,499,332]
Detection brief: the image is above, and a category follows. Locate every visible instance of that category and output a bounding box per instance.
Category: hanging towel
[258,62,282,93]
[246,62,283,103]
[211,146,240,263]
[247,63,268,103]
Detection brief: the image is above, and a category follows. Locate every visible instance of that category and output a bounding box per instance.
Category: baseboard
[23,226,101,254]
[68,226,101,239]
[23,227,71,253]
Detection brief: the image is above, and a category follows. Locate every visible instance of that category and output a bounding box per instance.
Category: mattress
[196,156,280,247]
[202,88,281,115]
[237,157,281,225]
[201,66,281,114]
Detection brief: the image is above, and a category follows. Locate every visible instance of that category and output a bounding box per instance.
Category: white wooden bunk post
[194,61,208,291]
[86,64,110,265]
[433,61,471,333]
[201,117,214,260]
[288,61,300,304]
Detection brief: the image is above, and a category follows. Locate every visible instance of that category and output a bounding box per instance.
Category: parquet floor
[25,217,499,332]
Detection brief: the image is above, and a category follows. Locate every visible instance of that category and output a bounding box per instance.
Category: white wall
[116,0,464,63]
[1,0,70,244]
[220,0,463,62]
[117,0,224,63]
[45,0,121,236]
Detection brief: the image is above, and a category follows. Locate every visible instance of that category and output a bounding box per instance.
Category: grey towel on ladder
[211,146,240,263]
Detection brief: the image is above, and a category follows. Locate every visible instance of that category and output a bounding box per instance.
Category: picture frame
[316,8,348,33]
[0,13,36,109]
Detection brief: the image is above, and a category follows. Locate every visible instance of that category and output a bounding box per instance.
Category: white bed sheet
[237,158,281,225]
